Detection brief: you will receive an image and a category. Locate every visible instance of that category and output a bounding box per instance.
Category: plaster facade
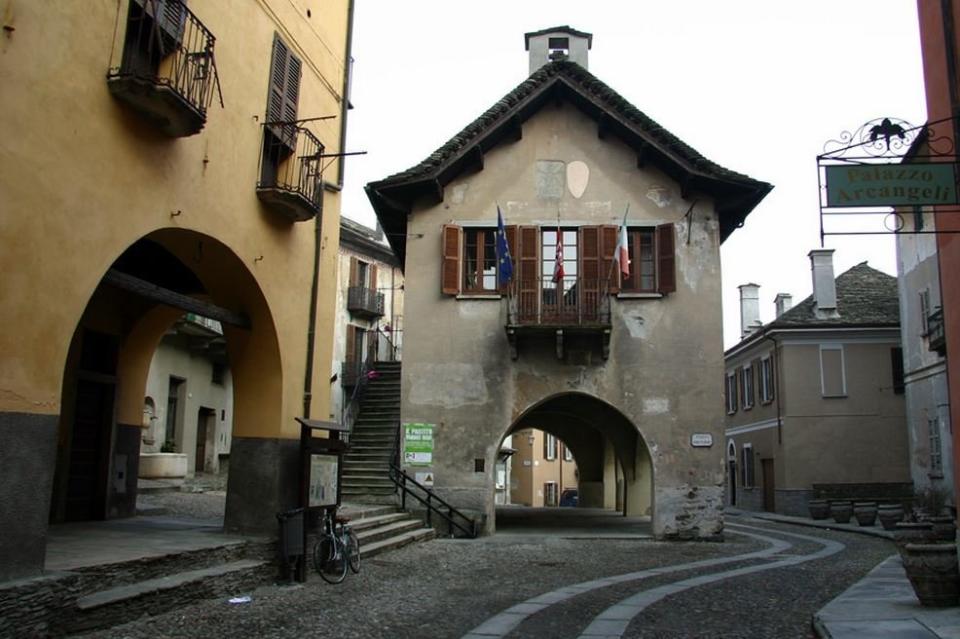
[0,0,353,581]
[397,103,732,539]
[895,207,953,502]
[725,264,910,517]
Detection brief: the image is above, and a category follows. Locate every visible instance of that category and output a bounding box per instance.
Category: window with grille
[544,481,558,507]
[760,357,774,403]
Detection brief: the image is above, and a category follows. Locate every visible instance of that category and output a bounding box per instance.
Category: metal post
[427,494,433,527]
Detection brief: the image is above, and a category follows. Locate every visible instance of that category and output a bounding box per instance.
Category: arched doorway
[50,230,284,531]
[493,392,654,531]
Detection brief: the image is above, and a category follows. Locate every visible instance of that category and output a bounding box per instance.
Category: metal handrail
[376,326,398,362]
[107,0,223,114]
[388,459,478,538]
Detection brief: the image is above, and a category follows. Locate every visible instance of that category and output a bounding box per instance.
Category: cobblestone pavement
[81,508,894,639]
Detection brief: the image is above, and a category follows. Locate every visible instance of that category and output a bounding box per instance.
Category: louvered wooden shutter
[600,225,619,294]
[346,325,356,363]
[657,223,676,294]
[441,225,462,296]
[349,256,358,287]
[266,35,301,149]
[369,264,378,291]
[580,226,600,318]
[499,225,518,294]
[518,226,539,320]
[137,0,185,53]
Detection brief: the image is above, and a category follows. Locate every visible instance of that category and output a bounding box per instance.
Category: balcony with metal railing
[505,276,612,360]
[928,308,946,356]
[107,0,221,137]
[256,124,324,222]
[347,286,384,318]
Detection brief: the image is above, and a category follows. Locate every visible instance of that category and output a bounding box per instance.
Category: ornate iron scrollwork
[821,117,955,159]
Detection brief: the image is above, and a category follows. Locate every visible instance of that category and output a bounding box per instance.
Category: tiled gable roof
[373,60,767,189]
[771,262,899,328]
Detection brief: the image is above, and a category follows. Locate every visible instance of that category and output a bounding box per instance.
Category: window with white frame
[741,365,755,409]
[760,356,774,404]
[544,433,557,461]
[726,372,738,414]
[740,444,754,488]
[820,345,846,397]
[930,417,943,476]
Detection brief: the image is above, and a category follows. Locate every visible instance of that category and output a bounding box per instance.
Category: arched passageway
[493,392,654,532]
[51,230,285,532]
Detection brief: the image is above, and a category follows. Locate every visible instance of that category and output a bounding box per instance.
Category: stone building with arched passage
[0,0,355,582]
[366,27,772,539]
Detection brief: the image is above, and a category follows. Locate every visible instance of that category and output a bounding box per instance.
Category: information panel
[403,422,434,466]
[308,453,339,507]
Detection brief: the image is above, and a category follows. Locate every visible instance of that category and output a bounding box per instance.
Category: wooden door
[762,458,775,512]
[65,378,114,521]
[195,408,208,473]
[728,460,737,506]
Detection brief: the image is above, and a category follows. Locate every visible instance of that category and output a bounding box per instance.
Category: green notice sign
[825,163,959,207]
[403,422,434,466]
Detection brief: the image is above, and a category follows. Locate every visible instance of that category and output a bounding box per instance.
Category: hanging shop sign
[403,422,434,466]
[825,163,959,208]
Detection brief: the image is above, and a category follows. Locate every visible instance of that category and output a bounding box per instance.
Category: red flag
[552,228,564,283]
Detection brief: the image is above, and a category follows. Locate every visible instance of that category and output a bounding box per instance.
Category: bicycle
[313,508,360,583]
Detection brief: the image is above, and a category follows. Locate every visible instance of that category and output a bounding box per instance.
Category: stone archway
[51,229,286,532]
[492,391,654,529]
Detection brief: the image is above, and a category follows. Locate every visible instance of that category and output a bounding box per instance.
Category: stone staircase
[342,360,402,501]
[341,504,435,559]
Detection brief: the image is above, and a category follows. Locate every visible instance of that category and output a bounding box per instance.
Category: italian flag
[615,213,629,278]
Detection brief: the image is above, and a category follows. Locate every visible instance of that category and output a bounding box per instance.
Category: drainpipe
[303,0,356,419]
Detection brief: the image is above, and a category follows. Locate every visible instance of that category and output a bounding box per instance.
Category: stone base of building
[774,489,814,517]
[0,412,58,583]
[224,437,300,534]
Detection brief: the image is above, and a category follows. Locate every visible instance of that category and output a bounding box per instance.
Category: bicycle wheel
[346,529,360,574]
[314,534,347,584]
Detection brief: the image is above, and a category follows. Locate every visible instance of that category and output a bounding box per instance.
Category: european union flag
[496,206,514,286]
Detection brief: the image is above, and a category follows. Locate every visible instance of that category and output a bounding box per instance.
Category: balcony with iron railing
[257,124,324,222]
[505,276,612,360]
[347,286,384,319]
[928,308,946,356]
[107,0,221,137]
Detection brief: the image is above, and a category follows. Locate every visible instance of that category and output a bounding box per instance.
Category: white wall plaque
[691,433,713,448]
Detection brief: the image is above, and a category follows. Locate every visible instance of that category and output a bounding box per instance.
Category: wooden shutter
[349,256,358,287]
[345,325,356,363]
[518,226,539,320]
[137,0,185,52]
[441,224,462,296]
[600,225,619,294]
[657,223,676,294]
[266,35,301,148]
[369,264,378,290]
[580,226,600,318]
[499,225,518,294]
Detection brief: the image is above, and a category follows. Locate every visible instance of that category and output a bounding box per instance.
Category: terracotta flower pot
[878,504,905,531]
[894,522,935,549]
[927,516,957,542]
[830,500,853,524]
[853,501,878,526]
[900,543,960,607]
[808,499,830,520]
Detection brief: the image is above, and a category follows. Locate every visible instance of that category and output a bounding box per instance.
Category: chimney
[525,26,592,75]
[738,283,762,338]
[774,293,793,317]
[808,249,840,319]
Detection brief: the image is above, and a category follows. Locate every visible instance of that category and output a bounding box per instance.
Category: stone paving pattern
[78,514,895,639]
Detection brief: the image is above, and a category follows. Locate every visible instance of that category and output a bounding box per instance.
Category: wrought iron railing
[347,286,384,317]
[389,452,478,539]
[107,0,221,120]
[928,308,946,354]
[257,124,324,219]
[506,276,611,326]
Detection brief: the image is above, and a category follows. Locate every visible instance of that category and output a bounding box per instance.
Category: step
[347,512,409,532]
[360,527,435,559]
[342,485,396,496]
[71,559,270,633]
[341,473,394,484]
[342,462,390,473]
[355,518,423,545]
[340,503,398,520]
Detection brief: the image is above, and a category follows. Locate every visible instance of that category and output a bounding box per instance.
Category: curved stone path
[463,522,845,639]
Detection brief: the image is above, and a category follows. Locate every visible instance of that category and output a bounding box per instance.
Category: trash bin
[276,508,305,581]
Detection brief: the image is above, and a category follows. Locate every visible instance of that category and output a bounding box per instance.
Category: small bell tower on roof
[524,26,592,75]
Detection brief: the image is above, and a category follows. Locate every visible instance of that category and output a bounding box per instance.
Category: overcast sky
[339,0,927,348]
